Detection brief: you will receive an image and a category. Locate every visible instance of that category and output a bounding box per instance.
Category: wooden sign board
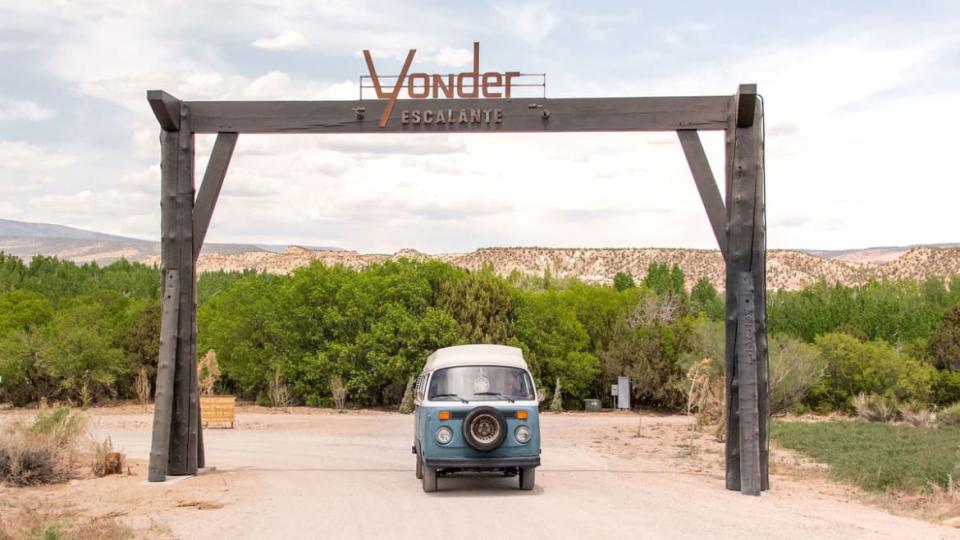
[200,395,236,428]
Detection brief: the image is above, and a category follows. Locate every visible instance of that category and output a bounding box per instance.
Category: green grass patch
[771,419,960,493]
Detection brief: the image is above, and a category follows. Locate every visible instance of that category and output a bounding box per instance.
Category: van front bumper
[424,456,540,469]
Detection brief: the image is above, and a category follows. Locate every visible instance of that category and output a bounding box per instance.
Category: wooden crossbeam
[735,84,757,128]
[183,96,732,134]
[148,90,181,131]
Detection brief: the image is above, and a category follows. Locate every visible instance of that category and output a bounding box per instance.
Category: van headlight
[435,426,453,445]
[515,426,532,444]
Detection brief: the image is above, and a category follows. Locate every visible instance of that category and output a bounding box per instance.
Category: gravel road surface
[72,410,958,539]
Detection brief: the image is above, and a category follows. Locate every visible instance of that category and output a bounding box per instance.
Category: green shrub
[1,252,956,413]
[939,402,960,427]
[808,333,936,410]
[768,334,824,415]
[933,368,960,406]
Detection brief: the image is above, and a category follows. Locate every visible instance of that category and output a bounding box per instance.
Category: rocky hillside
[0,218,331,265]
[166,245,960,292]
[5,219,958,291]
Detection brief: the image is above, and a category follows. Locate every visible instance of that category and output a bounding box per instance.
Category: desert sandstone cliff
[141,246,960,292]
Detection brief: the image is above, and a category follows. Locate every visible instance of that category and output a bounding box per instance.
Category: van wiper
[433,393,469,403]
[474,392,515,403]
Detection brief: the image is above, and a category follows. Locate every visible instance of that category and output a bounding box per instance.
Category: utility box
[617,376,631,410]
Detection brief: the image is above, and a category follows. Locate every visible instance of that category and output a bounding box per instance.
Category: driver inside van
[504,370,525,398]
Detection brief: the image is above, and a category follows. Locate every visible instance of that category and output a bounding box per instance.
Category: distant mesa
[393,248,429,260]
[1,218,958,291]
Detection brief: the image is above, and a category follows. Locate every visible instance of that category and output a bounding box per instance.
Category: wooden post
[166,102,200,476]
[751,100,770,491]
[724,85,756,491]
[723,108,741,492]
[147,92,204,479]
[737,272,761,495]
[148,269,179,481]
[724,84,767,492]
[147,110,181,482]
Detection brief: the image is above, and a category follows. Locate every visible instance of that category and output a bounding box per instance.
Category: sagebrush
[0,407,85,486]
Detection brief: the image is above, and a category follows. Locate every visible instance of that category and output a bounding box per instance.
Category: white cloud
[0,98,53,122]
[660,21,715,48]
[242,71,293,98]
[251,29,308,50]
[431,47,473,68]
[580,12,636,41]
[315,80,359,100]
[27,188,157,239]
[492,1,560,45]
[3,3,959,251]
[0,140,73,170]
[118,165,159,194]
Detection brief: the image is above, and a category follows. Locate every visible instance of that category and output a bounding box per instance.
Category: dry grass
[90,436,126,478]
[0,407,85,487]
[900,403,937,428]
[852,393,899,423]
[940,402,960,427]
[398,378,415,414]
[851,394,938,428]
[0,508,133,540]
[549,378,563,413]
[198,349,221,397]
[330,375,347,411]
[685,357,723,431]
[268,366,291,410]
[69,516,134,540]
[134,367,151,412]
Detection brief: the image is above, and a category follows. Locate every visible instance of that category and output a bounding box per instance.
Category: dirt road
[4,409,957,539]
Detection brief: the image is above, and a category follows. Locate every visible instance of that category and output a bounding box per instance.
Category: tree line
[1,252,958,413]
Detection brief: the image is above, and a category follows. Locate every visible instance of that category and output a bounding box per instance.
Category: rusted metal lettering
[399,107,504,127]
[363,42,522,127]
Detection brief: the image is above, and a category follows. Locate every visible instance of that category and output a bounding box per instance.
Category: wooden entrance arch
[146,83,768,495]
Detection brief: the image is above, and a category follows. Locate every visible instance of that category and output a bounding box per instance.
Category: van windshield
[428,366,535,401]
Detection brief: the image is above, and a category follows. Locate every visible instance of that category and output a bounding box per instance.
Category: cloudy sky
[1,1,958,253]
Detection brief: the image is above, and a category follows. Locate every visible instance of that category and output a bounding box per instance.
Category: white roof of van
[422,345,528,372]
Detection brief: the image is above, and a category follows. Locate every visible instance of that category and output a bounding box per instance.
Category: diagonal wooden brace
[193,132,238,258]
[678,129,728,256]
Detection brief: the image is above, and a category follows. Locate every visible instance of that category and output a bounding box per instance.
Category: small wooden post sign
[200,395,236,428]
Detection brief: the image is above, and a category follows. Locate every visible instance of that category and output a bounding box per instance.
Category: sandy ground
[2,407,959,539]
